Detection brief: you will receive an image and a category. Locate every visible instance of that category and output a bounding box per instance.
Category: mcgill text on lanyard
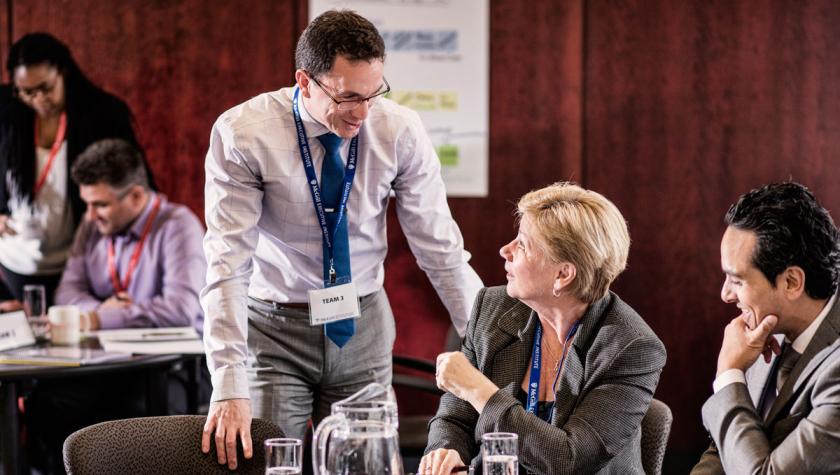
[292,86,361,326]
[526,317,581,422]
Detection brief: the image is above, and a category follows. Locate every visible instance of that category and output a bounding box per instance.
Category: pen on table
[139,331,191,339]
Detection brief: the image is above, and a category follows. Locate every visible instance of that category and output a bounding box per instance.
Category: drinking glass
[482,432,518,475]
[265,438,303,474]
[23,284,49,340]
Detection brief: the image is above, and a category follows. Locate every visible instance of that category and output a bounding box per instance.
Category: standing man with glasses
[200,9,483,470]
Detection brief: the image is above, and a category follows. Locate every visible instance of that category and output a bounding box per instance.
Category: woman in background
[0,32,156,306]
[421,182,666,474]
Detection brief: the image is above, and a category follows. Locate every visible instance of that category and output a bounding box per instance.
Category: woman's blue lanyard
[526,317,581,421]
[291,86,359,284]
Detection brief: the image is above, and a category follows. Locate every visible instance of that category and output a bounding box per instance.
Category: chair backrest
[63,415,283,475]
[640,398,673,475]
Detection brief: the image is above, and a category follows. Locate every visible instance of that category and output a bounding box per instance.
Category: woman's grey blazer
[425,286,667,474]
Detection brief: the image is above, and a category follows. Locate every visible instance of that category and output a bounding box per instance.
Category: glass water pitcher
[312,383,404,475]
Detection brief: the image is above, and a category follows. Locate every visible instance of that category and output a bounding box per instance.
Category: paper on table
[97,327,198,342]
[97,327,204,354]
[100,339,205,355]
[0,346,132,366]
[0,311,36,351]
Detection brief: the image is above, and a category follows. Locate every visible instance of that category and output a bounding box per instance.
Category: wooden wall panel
[585,0,840,461]
[11,0,302,217]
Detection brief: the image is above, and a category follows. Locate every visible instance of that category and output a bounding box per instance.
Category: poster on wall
[309,0,489,197]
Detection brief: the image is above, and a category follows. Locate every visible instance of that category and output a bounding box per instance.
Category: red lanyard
[107,196,162,293]
[33,112,68,196]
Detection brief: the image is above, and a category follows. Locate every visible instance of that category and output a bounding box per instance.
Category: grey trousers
[245,289,395,440]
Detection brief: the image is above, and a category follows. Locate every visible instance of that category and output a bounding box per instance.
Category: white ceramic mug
[48,305,81,345]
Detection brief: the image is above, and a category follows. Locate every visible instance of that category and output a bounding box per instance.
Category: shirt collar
[123,191,159,240]
[790,292,836,353]
[294,86,330,138]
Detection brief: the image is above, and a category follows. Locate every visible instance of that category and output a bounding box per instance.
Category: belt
[263,300,308,310]
[253,290,379,312]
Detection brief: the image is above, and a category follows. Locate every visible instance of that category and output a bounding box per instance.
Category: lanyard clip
[329,261,337,284]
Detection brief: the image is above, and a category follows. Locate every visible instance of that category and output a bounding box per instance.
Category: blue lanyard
[526,317,581,421]
[291,87,359,283]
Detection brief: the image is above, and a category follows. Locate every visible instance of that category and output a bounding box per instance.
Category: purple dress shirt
[54,192,205,332]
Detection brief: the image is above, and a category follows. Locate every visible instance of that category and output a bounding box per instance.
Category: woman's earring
[552,287,561,297]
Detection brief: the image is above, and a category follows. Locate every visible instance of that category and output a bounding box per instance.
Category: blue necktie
[317,133,354,348]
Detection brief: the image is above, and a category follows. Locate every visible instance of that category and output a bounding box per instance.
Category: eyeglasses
[307,72,390,111]
[14,77,60,100]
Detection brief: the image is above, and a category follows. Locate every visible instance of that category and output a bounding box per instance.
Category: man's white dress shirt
[202,87,483,401]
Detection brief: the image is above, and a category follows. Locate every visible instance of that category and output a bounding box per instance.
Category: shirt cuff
[210,366,251,402]
[712,368,746,393]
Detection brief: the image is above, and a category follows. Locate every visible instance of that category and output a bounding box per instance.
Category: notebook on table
[0,346,133,367]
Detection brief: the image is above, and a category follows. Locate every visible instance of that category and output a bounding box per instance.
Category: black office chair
[393,354,443,451]
[392,324,459,468]
[640,398,673,475]
[63,415,283,474]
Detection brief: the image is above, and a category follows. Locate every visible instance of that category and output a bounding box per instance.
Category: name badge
[0,311,36,351]
[308,281,361,326]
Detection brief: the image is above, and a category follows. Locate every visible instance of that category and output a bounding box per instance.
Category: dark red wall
[5,0,840,465]
[9,0,303,209]
[585,0,840,458]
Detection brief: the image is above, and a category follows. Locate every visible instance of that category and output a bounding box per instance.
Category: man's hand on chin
[717,314,779,377]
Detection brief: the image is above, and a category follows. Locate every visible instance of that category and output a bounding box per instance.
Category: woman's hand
[0,215,16,236]
[436,351,499,413]
[418,448,465,475]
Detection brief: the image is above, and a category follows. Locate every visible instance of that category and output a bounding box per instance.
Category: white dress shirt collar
[294,86,330,138]
[790,293,836,353]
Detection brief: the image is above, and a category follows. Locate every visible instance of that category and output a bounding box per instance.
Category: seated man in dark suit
[692,182,840,474]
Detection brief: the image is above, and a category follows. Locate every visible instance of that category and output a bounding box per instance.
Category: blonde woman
[420,183,666,474]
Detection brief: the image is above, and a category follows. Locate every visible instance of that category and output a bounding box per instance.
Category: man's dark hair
[725,182,840,299]
[295,10,385,77]
[71,138,149,190]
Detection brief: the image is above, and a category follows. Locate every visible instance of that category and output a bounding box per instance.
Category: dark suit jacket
[425,286,667,474]
[692,292,840,474]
